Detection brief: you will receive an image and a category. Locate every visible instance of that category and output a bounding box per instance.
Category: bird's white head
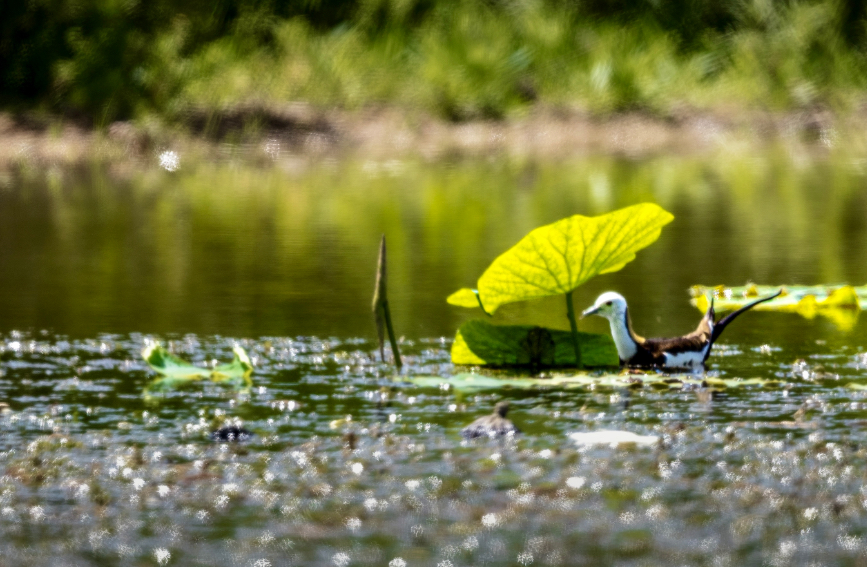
[581,291,628,321]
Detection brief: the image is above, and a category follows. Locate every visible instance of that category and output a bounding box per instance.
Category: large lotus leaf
[407,372,783,393]
[691,284,863,331]
[451,319,619,367]
[453,204,673,313]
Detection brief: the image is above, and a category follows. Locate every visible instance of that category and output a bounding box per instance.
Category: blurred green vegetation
[2,0,867,122]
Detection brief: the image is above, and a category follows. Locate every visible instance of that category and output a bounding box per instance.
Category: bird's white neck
[608,311,638,362]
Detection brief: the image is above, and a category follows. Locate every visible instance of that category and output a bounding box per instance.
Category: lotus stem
[382,300,402,369]
[373,235,402,369]
[565,292,582,368]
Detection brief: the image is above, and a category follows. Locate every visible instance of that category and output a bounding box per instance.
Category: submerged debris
[211,425,253,442]
[461,401,520,439]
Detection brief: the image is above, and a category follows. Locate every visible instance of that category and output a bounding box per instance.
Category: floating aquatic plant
[448,204,674,366]
[142,344,253,395]
[407,371,783,393]
[691,283,863,331]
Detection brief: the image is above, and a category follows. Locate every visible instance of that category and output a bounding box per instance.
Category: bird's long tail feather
[711,289,782,343]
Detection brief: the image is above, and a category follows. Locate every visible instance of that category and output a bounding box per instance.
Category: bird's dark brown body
[618,309,714,367]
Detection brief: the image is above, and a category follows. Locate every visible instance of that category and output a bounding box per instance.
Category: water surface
[2,153,867,565]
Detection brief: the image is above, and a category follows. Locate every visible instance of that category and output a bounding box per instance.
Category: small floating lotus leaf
[451,204,673,313]
[451,319,619,367]
[406,372,783,393]
[142,345,253,394]
[211,346,255,387]
[143,345,212,380]
[691,283,863,331]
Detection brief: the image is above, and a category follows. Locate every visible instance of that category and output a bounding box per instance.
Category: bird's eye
[605,301,612,306]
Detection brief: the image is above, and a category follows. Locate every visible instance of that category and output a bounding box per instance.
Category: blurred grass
[3,0,867,123]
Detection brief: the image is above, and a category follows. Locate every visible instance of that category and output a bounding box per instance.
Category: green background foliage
[3,0,867,121]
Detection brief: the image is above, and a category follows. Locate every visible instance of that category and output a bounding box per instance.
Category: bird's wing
[644,333,709,357]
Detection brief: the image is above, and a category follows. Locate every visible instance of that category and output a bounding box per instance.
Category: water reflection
[2,153,867,341]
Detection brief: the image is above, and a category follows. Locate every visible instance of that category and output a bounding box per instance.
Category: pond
[2,151,867,565]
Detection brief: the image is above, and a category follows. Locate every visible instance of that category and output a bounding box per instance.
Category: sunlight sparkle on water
[154,548,171,565]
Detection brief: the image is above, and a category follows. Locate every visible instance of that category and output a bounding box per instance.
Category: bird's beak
[580,305,599,319]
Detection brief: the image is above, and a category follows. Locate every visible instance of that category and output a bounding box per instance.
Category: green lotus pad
[142,344,253,393]
[449,204,674,313]
[406,372,783,393]
[690,283,863,330]
[451,319,619,368]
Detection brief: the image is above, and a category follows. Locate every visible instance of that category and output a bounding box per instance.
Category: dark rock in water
[461,401,520,439]
[211,426,253,442]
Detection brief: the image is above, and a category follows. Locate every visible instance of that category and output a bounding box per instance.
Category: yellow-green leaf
[212,347,255,387]
[690,284,863,331]
[464,204,673,313]
[142,344,212,380]
[447,288,486,310]
[142,345,254,394]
